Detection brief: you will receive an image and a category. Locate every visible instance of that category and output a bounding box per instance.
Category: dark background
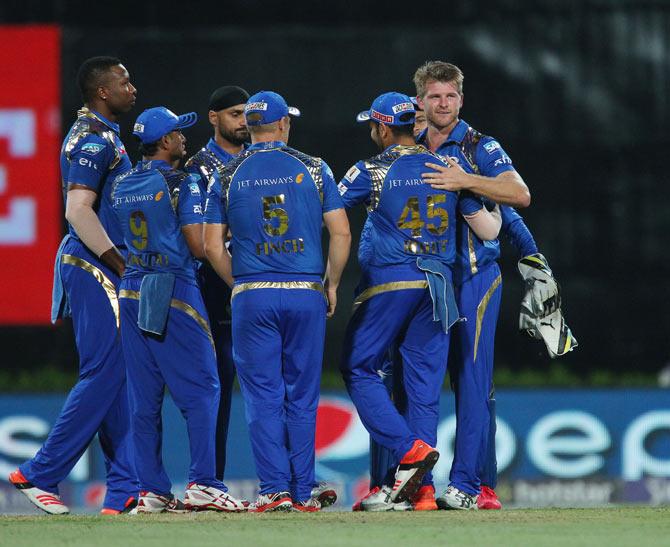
[2,0,669,383]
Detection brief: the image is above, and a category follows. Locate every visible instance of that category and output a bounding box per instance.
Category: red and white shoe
[292,498,321,512]
[130,491,188,514]
[391,440,439,503]
[184,483,246,512]
[477,486,502,510]
[310,482,337,508]
[250,491,293,513]
[100,496,137,515]
[9,469,69,515]
[412,485,438,511]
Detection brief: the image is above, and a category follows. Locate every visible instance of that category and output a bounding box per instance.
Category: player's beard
[219,125,249,146]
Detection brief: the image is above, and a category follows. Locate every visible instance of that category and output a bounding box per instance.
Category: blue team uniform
[112,159,226,495]
[204,140,342,502]
[419,120,536,495]
[20,108,137,511]
[184,138,248,481]
[338,144,484,486]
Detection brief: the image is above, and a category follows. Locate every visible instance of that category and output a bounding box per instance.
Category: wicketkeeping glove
[518,253,578,358]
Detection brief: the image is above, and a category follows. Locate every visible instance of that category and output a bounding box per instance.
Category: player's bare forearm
[323,209,351,289]
[65,187,123,275]
[423,160,531,207]
[463,204,502,241]
[203,223,233,288]
[182,224,206,260]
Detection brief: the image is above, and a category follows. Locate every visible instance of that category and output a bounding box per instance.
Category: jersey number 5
[262,194,289,236]
[397,195,449,237]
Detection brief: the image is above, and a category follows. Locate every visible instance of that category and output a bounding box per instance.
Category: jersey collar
[248,140,286,151]
[416,119,469,149]
[79,107,121,134]
[206,138,248,162]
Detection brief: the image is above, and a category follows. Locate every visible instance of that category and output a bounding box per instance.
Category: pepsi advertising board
[1,390,669,512]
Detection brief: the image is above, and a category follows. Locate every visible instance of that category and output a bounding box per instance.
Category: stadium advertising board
[0,26,62,324]
[0,390,669,511]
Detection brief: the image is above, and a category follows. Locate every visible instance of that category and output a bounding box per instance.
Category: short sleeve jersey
[60,108,132,246]
[204,141,343,280]
[112,159,204,282]
[337,144,482,271]
[418,120,516,282]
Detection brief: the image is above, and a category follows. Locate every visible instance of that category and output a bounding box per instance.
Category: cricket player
[339,92,502,509]
[10,56,138,515]
[415,60,531,510]
[204,91,351,512]
[113,106,246,513]
[184,85,250,482]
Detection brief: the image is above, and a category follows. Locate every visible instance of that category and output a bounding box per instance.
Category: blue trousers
[232,285,326,502]
[119,277,224,495]
[341,287,449,482]
[199,265,235,481]
[449,263,502,495]
[20,238,137,510]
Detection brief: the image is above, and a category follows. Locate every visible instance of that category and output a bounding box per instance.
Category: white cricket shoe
[361,485,412,512]
[9,469,69,515]
[130,491,188,514]
[184,483,246,512]
[436,485,479,510]
[310,482,337,508]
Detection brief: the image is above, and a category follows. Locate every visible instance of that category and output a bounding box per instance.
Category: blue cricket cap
[133,107,198,144]
[244,91,301,126]
[356,92,416,125]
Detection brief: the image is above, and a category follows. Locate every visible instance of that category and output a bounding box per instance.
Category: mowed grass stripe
[1,506,669,547]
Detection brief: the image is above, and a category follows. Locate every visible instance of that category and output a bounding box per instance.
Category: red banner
[0,26,61,324]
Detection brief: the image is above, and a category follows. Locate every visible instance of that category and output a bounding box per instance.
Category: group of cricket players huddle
[9,57,575,515]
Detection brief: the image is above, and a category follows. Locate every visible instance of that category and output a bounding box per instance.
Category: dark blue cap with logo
[133,107,198,144]
[356,92,416,126]
[244,91,301,126]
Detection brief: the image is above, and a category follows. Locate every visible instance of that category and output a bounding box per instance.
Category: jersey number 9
[262,194,289,236]
[129,210,148,250]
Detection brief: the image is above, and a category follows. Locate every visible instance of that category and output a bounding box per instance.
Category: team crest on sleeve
[189,182,201,195]
[483,141,501,154]
[344,165,360,183]
[81,142,105,155]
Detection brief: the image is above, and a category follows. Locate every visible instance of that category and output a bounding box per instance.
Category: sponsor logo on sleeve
[493,155,513,167]
[337,182,348,195]
[81,142,105,155]
[483,141,501,154]
[344,165,360,183]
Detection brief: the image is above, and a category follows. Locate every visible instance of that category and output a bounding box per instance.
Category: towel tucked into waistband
[416,257,461,333]
[51,235,72,324]
[138,273,176,335]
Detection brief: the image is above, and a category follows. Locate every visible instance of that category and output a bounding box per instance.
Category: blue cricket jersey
[61,107,132,247]
[184,138,249,192]
[418,119,535,283]
[204,140,343,280]
[338,144,483,282]
[112,160,204,282]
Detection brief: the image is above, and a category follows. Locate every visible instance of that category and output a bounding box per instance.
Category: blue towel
[51,235,72,324]
[416,257,461,333]
[138,273,176,335]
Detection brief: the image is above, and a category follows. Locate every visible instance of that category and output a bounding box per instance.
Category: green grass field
[2,507,669,547]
